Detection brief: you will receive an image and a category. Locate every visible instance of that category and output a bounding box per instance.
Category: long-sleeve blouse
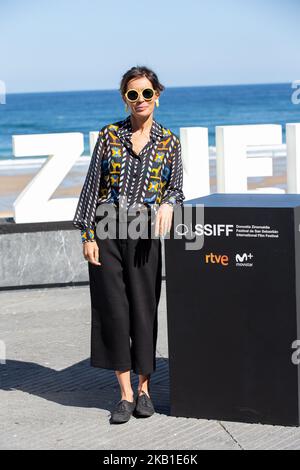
[72,114,185,243]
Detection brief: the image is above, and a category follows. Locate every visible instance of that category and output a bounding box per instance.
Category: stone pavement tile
[0,386,239,450]
[1,357,169,396]
[0,285,89,315]
[0,284,168,371]
[2,284,300,450]
[222,421,300,450]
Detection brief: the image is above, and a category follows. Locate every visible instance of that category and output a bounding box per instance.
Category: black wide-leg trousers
[88,211,162,375]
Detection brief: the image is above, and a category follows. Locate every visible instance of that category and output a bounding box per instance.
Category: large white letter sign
[286,123,300,193]
[89,131,100,152]
[12,133,84,223]
[216,124,283,193]
[180,127,210,200]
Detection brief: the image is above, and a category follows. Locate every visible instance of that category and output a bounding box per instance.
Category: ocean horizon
[0,82,299,160]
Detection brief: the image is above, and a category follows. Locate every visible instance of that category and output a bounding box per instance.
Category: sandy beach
[0,158,88,218]
[0,159,287,219]
[0,173,82,217]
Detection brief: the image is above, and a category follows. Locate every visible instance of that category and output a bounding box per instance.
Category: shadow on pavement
[1,357,170,415]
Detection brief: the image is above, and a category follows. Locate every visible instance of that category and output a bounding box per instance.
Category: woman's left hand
[155,203,174,237]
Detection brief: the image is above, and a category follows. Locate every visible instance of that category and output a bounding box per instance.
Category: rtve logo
[205,253,229,266]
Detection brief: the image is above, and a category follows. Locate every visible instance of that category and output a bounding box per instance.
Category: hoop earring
[155,98,159,108]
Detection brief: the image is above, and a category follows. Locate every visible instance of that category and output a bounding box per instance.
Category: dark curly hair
[120,65,165,97]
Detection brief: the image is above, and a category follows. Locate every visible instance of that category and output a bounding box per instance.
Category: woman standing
[73,65,185,424]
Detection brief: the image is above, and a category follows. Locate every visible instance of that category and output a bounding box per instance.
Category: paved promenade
[1,283,300,450]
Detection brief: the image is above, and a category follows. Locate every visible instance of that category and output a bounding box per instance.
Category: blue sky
[0,0,299,93]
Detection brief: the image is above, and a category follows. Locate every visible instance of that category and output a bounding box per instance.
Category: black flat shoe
[110,398,136,424]
[134,391,155,418]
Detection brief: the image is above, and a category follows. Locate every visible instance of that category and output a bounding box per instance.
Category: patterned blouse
[72,114,185,243]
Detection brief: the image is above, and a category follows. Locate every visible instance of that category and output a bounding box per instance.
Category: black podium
[165,193,300,426]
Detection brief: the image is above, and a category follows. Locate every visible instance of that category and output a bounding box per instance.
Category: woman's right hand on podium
[83,241,102,266]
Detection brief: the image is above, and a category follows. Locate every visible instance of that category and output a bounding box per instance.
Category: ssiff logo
[175,223,234,238]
